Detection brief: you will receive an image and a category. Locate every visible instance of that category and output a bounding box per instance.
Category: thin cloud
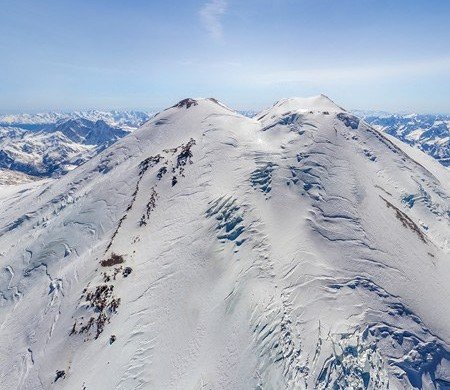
[200,0,228,40]
[256,58,450,85]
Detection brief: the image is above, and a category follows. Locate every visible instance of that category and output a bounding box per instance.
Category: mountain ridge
[361,113,450,167]
[0,96,449,389]
[0,111,153,179]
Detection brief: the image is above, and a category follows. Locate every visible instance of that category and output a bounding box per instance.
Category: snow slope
[0,96,449,389]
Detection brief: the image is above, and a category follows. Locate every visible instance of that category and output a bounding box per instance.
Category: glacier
[0,96,449,389]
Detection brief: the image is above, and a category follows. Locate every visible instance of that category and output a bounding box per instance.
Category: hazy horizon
[1,98,449,116]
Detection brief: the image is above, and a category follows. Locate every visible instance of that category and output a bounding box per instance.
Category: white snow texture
[0,96,449,389]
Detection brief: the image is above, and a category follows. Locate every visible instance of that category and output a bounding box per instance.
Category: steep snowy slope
[0,96,449,390]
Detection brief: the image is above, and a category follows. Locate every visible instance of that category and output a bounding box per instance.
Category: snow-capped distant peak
[171,98,200,109]
[256,94,345,121]
[169,97,235,113]
[277,94,343,111]
[152,98,238,127]
[359,111,450,167]
[0,111,154,179]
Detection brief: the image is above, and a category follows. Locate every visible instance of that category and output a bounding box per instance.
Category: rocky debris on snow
[172,98,198,109]
[122,267,132,278]
[139,188,158,226]
[100,253,124,267]
[380,196,428,243]
[70,284,121,339]
[54,370,65,382]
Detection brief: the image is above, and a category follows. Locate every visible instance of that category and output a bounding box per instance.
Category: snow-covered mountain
[0,110,152,131]
[0,111,153,179]
[360,113,450,167]
[0,96,449,389]
[0,168,38,185]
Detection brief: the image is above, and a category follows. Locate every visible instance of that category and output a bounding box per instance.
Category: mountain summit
[0,97,449,389]
[257,94,344,119]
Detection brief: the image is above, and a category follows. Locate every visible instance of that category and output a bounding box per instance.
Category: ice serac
[0,96,449,389]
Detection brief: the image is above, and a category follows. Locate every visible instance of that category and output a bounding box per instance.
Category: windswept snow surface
[0,96,449,389]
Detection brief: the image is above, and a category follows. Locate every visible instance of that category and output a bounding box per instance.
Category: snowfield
[0,96,449,389]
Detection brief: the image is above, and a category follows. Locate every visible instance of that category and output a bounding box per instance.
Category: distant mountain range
[0,109,448,184]
[0,110,151,131]
[0,111,153,179]
[356,112,450,167]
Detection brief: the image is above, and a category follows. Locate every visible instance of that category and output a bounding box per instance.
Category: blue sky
[1,0,450,113]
